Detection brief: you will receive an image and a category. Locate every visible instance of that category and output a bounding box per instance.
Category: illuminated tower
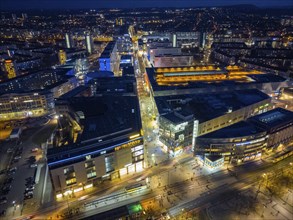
[4,60,17,79]
[58,50,67,65]
[172,33,177,47]
[200,32,206,49]
[85,33,93,54]
[65,33,74,49]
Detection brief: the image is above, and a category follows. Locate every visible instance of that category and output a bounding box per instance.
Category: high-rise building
[200,32,206,49]
[65,33,74,49]
[172,33,177,47]
[22,13,27,20]
[12,14,17,20]
[85,33,93,54]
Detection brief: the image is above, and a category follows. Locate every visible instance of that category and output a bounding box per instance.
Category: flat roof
[47,95,142,168]
[59,85,90,99]
[199,121,266,139]
[100,41,116,58]
[248,108,293,132]
[90,76,135,94]
[156,89,270,123]
[146,67,288,95]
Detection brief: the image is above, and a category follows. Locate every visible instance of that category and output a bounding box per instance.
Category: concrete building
[149,47,181,65]
[98,41,118,72]
[153,55,193,67]
[85,33,93,54]
[195,108,293,166]
[0,90,55,121]
[145,66,291,97]
[65,33,74,49]
[155,89,271,156]
[48,95,143,196]
[248,108,293,150]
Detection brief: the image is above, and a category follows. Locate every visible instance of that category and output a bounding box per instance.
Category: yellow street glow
[84,184,93,189]
[129,134,140,139]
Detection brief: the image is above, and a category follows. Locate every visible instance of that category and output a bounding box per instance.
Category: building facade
[0,91,55,121]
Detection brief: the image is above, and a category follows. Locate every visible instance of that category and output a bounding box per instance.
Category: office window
[66,178,76,186]
[105,154,115,173]
[64,166,74,175]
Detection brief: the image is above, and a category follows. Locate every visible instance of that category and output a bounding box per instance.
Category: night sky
[1,0,293,10]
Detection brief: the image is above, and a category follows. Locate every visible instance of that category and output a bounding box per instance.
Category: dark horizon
[1,0,293,10]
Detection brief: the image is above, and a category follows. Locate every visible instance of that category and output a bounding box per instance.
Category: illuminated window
[87,167,96,179]
[105,155,115,173]
[66,178,76,186]
[64,166,74,175]
[85,160,95,168]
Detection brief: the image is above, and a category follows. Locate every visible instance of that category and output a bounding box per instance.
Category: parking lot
[0,120,56,219]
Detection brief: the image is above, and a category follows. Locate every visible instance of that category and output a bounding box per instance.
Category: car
[25,186,35,191]
[24,195,33,200]
[24,191,33,197]
[8,167,17,172]
[30,164,38,168]
[14,156,21,160]
[7,148,13,153]
[31,148,39,152]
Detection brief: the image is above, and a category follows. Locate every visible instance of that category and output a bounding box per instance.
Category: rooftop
[248,108,293,132]
[146,66,288,96]
[156,89,270,123]
[100,41,116,58]
[47,95,142,167]
[199,121,265,139]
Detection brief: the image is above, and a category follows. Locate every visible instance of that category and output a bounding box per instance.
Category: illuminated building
[195,108,293,166]
[4,59,17,79]
[0,91,54,121]
[172,33,177,47]
[149,47,181,65]
[99,41,118,72]
[248,108,293,150]
[145,66,290,97]
[200,32,206,49]
[74,58,89,84]
[85,33,93,54]
[48,95,143,195]
[58,50,67,65]
[156,89,271,156]
[65,33,74,49]
[153,55,193,67]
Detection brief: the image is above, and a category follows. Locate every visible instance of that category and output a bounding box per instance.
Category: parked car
[7,148,13,153]
[31,148,39,152]
[8,167,17,172]
[30,164,38,168]
[14,156,21,160]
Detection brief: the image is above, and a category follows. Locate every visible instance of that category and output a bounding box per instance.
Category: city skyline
[1,0,293,10]
[0,3,292,220]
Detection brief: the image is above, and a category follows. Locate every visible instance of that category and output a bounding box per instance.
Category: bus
[125,183,147,193]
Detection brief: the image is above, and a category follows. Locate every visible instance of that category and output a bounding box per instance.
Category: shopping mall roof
[198,121,266,139]
[145,66,289,96]
[248,108,293,133]
[155,89,270,123]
